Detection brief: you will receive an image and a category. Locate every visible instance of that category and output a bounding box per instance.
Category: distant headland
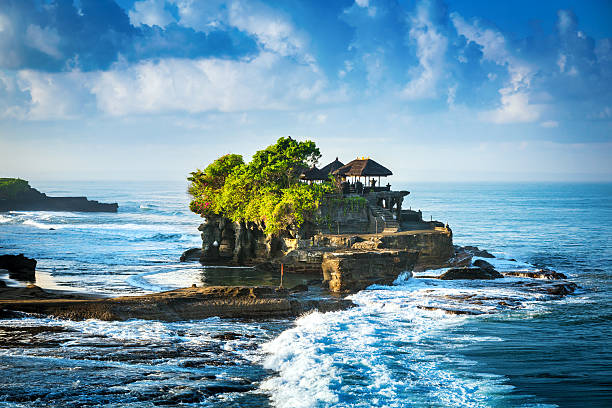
[0,178,118,212]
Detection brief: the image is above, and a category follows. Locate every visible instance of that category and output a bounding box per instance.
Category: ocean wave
[23,219,64,230]
[128,232,186,242]
[259,261,568,407]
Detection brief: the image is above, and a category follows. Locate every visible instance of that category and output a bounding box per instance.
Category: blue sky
[0,0,611,181]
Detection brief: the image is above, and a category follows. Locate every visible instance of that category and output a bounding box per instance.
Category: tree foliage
[0,178,30,199]
[188,137,331,235]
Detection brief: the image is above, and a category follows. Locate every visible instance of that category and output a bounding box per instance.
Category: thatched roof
[332,158,392,177]
[300,166,325,181]
[319,157,344,176]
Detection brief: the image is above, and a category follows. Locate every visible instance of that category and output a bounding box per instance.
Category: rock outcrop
[321,249,419,292]
[0,285,354,321]
[439,267,503,280]
[198,215,281,265]
[0,254,37,281]
[503,268,567,280]
[0,179,117,212]
[180,248,203,262]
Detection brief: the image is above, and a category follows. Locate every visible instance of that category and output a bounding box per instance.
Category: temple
[300,156,415,231]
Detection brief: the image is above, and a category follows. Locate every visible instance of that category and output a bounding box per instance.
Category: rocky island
[0,178,118,212]
[0,138,577,321]
[186,137,454,293]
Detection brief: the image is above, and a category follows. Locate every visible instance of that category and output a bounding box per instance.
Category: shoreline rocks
[439,267,503,280]
[321,249,419,292]
[0,254,37,282]
[502,268,568,280]
[0,285,354,321]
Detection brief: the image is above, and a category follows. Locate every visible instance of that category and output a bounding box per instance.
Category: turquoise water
[0,181,610,407]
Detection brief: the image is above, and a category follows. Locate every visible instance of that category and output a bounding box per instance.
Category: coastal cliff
[195,208,454,293]
[0,178,118,212]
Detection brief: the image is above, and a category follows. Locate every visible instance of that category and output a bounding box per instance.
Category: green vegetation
[0,178,31,199]
[188,137,334,235]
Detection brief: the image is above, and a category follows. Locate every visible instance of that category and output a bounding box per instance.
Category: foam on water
[258,257,573,408]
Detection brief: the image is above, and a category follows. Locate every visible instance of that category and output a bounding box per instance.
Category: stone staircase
[367,199,400,233]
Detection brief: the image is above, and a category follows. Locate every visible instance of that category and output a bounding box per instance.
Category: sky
[0,0,611,182]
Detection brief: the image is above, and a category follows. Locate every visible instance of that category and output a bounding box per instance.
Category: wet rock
[460,246,495,258]
[211,332,255,341]
[289,284,308,293]
[544,282,577,296]
[0,285,354,321]
[503,268,567,280]
[179,248,202,262]
[0,254,36,281]
[321,249,419,292]
[417,305,487,315]
[204,383,255,395]
[439,267,503,280]
[473,259,497,272]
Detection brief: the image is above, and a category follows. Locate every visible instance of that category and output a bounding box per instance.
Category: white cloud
[4,50,330,119]
[89,53,325,115]
[129,0,176,27]
[15,70,93,120]
[557,53,567,72]
[540,120,559,128]
[228,0,313,64]
[452,13,542,124]
[402,1,447,99]
[25,24,62,59]
[0,13,10,33]
[480,90,540,124]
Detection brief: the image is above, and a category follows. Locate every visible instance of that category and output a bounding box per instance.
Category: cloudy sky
[0,0,611,182]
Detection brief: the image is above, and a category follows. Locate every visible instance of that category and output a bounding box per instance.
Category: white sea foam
[259,266,566,408]
[23,219,64,229]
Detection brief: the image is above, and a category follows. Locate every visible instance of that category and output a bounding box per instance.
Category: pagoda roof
[319,157,344,176]
[299,166,325,181]
[332,158,392,177]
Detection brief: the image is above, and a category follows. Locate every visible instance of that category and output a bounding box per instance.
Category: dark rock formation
[321,249,419,292]
[198,215,280,265]
[180,248,203,262]
[0,179,117,212]
[0,254,36,281]
[0,285,354,321]
[503,268,567,280]
[439,267,503,280]
[473,259,497,273]
[459,245,495,258]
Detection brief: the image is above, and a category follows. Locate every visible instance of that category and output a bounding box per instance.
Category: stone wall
[308,196,372,236]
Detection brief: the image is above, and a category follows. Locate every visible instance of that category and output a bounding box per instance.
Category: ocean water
[0,181,610,407]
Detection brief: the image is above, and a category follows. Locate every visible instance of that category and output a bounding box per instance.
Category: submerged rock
[439,267,503,280]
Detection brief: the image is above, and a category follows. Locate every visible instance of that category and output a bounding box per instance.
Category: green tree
[188,137,330,235]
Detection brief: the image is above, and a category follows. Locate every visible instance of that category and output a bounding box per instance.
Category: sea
[0,181,610,407]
